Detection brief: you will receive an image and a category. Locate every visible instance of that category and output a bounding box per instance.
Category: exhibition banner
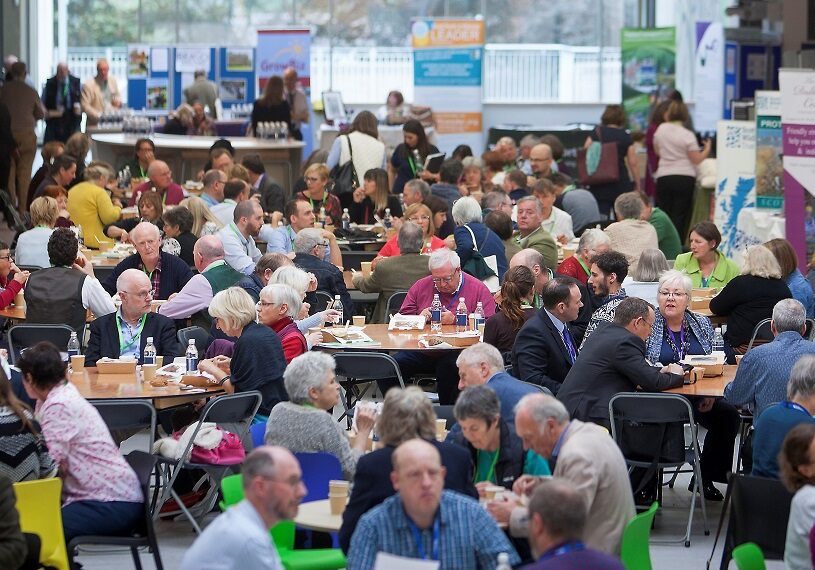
[714,120,756,264]
[755,90,784,209]
[256,28,311,90]
[621,27,676,131]
[693,22,724,133]
[780,69,815,270]
[412,18,484,154]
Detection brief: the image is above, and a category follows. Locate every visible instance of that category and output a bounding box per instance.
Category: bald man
[158,235,243,326]
[529,143,554,180]
[102,222,194,300]
[81,58,122,126]
[181,446,307,570]
[85,268,180,366]
[347,439,519,569]
[129,160,185,207]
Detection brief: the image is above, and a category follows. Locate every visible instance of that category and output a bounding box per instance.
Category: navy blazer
[102,251,194,300]
[512,309,577,395]
[338,439,477,553]
[486,371,541,423]
[84,311,181,367]
[294,253,354,316]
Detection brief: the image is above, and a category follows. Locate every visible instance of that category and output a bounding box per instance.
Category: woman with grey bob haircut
[265,352,375,480]
[622,248,670,306]
[450,195,509,280]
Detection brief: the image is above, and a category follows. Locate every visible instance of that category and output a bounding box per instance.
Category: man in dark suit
[85,269,180,366]
[242,154,285,217]
[293,228,353,317]
[338,387,477,554]
[512,277,583,395]
[102,222,194,300]
[41,63,81,143]
[557,297,685,429]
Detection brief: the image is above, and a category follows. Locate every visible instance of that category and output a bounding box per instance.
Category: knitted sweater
[264,402,361,480]
[0,406,57,482]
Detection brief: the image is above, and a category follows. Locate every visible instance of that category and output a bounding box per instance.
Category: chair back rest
[386,291,409,321]
[620,501,658,570]
[8,324,76,365]
[334,352,403,383]
[520,380,553,396]
[340,251,377,271]
[747,318,773,352]
[293,451,343,503]
[200,391,262,442]
[13,477,70,570]
[250,422,266,449]
[732,542,767,570]
[177,326,213,356]
[309,290,334,315]
[125,450,157,531]
[728,474,793,561]
[92,400,157,451]
[16,265,42,273]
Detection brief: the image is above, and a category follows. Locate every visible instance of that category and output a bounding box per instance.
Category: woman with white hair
[621,248,670,306]
[264,352,375,480]
[645,269,739,501]
[271,265,340,339]
[449,196,508,280]
[710,244,793,352]
[197,287,288,421]
[556,228,611,286]
[256,283,308,364]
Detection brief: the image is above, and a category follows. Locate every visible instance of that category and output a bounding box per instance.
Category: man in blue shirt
[266,199,342,267]
[347,439,519,569]
[752,355,815,478]
[180,446,306,570]
[725,299,815,418]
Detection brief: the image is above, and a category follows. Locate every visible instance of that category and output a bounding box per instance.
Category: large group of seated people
[5,104,815,570]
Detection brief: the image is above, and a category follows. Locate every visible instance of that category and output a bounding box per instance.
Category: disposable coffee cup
[156,356,164,367]
[329,480,349,495]
[98,240,113,251]
[352,315,365,327]
[142,364,157,382]
[435,418,447,437]
[360,262,372,278]
[329,493,347,515]
[562,246,577,258]
[735,355,744,365]
[485,486,505,500]
[14,291,24,307]
[478,322,486,338]
[70,355,85,374]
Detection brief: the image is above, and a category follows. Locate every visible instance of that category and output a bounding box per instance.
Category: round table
[293,499,343,533]
[666,364,737,398]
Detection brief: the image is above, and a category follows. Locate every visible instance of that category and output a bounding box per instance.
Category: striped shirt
[347,490,519,569]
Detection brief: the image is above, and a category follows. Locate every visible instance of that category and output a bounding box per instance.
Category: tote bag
[577,127,620,186]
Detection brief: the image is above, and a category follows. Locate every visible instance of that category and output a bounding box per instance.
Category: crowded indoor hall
[0,1,811,568]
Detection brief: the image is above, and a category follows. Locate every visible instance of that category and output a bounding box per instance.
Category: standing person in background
[251,75,291,137]
[327,111,386,191]
[376,90,406,124]
[41,63,81,144]
[653,100,711,237]
[390,119,440,194]
[283,67,309,141]
[80,58,122,128]
[183,70,218,119]
[0,61,44,212]
[583,105,638,218]
[242,154,285,218]
[644,100,671,200]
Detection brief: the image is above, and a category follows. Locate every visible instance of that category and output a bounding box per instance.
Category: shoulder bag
[329,134,360,196]
[576,126,620,186]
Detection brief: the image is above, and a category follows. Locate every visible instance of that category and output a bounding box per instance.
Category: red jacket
[270,317,307,364]
[129,181,185,207]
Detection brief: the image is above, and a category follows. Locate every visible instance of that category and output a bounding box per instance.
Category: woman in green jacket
[673,221,739,289]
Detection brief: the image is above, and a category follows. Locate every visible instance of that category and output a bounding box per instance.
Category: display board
[621,27,676,131]
[693,22,725,133]
[755,90,784,209]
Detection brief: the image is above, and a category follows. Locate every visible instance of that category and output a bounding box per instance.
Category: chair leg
[131,545,143,570]
[152,540,165,570]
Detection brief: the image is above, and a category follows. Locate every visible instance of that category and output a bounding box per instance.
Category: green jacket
[649,207,683,260]
[673,251,740,289]
[353,253,430,323]
[514,226,558,270]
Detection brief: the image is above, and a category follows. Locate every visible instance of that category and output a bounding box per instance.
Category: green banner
[621,27,676,131]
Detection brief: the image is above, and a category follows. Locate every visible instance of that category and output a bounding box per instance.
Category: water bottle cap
[189,339,195,345]
[146,337,153,343]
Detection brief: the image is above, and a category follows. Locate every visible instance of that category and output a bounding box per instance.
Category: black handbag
[329,135,359,196]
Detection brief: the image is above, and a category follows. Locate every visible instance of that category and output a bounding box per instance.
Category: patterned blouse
[0,406,57,482]
[37,382,142,506]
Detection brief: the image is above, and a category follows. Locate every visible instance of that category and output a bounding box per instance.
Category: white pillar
[33,0,55,91]
[57,0,68,63]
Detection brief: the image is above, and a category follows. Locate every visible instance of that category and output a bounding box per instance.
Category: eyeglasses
[408,216,431,223]
[304,176,321,183]
[0,255,12,261]
[121,289,154,299]
[658,291,688,299]
[432,269,459,285]
[256,300,275,308]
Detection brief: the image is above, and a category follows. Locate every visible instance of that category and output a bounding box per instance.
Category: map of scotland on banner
[714,120,756,265]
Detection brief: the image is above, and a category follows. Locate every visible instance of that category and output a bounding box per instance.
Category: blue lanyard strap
[537,540,585,562]
[407,515,440,561]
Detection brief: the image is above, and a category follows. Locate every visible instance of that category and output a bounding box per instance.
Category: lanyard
[537,541,586,562]
[475,443,501,483]
[576,256,591,278]
[117,313,147,354]
[700,275,710,288]
[308,192,328,213]
[407,153,418,177]
[782,401,811,415]
[141,262,158,281]
[407,515,440,561]
[667,326,686,360]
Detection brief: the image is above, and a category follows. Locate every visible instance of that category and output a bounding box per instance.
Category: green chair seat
[732,542,766,570]
[621,502,659,570]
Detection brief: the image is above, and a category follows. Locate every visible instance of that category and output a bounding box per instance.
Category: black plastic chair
[153,391,262,533]
[575,218,613,237]
[15,265,42,273]
[520,381,553,396]
[8,324,76,365]
[68,451,164,570]
[333,352,406,423]
[176,326,213,356]
[385,291,409,321]
[340,251,378,271]
[609,392,708,547]
[309,290,334,315]
[92,400,157,452]
[716,474,793,569]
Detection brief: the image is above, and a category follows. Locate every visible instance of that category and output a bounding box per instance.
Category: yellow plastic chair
[14,477,70,570]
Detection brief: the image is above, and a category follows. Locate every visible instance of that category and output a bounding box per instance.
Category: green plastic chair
[220,474,346,570]
[620,502,659,570]
[732,542,766,570]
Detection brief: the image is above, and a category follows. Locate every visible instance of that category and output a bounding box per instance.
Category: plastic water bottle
[455,298,468,332]
[430,294,442,332]
[341,208,351,230]
[331,294,343,325]
[383,208,393,229]
[712,327,725,353]
[185,339,198,372]
[496,552,512,570]
[67,332,80,357]
[319,207,327,228]
[142,337,156,365]
[473,301,485,331]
